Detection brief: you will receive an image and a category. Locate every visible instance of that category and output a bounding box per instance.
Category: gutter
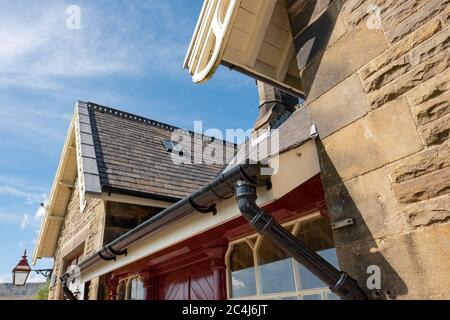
[77,163,268,274]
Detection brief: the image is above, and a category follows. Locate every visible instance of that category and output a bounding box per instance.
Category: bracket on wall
[332,218,355,230]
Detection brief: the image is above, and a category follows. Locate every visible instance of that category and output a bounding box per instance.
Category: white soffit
[33,101,101,264]
[184,0,303,95]
[32,112,78,264]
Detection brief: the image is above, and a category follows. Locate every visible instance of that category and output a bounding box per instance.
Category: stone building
[34,0,449,300]
[183,0,450,299]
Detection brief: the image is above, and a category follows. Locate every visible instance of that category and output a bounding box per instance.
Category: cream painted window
[227,214,340,300]
[117,276,145,300]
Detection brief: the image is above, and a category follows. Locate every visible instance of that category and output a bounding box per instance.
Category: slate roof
[84,102,237,200]
[225,105,316,171]
[80,101,314,201]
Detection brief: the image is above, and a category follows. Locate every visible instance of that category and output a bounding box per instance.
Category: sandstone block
[416,91,450,126]
[362,55,411,93]
[408,67,450,105]
[420,113,450,145]
[368,50,449,109]
[405,195,450,228]
[409,25,450,66]
[393,166,450,203]
[390,144,450,183]
[302,24,387,103]
[326,167,405,245]
[293,0,344,70]
[360,18,442,81]
[308,74,368,138]
[321,98,422,182]
[382,0,429,32]
[386,0,450,44]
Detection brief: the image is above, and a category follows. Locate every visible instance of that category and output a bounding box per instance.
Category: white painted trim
[245,0,277,67]
[94,192,173,209]
[33,110,78,264]
[184,0,241,83]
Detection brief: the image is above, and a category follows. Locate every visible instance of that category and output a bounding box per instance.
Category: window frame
[116,275,145,300]
[225,212,338,300]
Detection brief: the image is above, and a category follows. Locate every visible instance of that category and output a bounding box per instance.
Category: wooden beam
[58,180,74,189]
[276,36,295,81]
[245,0,277,67]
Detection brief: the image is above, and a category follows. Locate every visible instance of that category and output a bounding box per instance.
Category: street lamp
[12,250,53,286]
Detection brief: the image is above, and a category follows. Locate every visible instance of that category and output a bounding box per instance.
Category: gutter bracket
[98,250,116,261]
[108,246,128,257]
[189,197,218,215]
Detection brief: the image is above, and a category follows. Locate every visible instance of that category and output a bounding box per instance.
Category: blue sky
[0,0,258,283]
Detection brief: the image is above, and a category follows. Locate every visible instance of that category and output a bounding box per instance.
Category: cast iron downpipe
[235,180,368,300]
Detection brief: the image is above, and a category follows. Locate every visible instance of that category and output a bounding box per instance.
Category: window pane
[230,242,256,298]
[298,249,339,290]
[326,292,341,300]
[296,217,338,291]
[130,278,145,300]
[280,295,298,300]
[137,279,145,300]
[301,293,323,300]
[258,235,295,294]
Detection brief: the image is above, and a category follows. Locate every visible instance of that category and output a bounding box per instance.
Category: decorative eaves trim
[75,101,102,212]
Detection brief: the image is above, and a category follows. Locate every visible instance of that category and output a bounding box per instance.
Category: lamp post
[12,250,53,286]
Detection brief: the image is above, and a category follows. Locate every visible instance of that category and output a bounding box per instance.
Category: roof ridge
[85,101,237,147]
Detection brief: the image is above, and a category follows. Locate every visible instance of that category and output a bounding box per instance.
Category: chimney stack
[254,81,299,132]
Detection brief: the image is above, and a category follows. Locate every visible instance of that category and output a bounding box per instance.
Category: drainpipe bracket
[332,218,355,230]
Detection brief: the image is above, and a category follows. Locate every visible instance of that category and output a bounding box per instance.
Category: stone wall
[48,178,105,300]
[287,0,449,299]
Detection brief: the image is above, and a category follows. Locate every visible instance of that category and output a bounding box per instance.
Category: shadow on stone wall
[287,0,408,299]
[317,139,408,300]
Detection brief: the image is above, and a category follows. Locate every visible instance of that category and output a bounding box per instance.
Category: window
[161,139,184,155]
[117,276,145,300]
[230,241,256,298]
[227,215,340,300]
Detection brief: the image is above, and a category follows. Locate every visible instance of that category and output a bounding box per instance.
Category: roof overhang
[33,101,103,264]
[32,112,78,264]
[184,0,303,96]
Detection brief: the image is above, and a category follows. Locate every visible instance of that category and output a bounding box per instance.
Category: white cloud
[0,1,191,89]
[0,274,11,284]
[20,214,30,230]
[34,205,47,222]
[0,185,46,205]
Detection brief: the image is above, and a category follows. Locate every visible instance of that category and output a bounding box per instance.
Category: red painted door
[156,260,215,300]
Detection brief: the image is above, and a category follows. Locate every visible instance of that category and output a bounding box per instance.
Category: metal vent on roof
[162,139,185,156]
